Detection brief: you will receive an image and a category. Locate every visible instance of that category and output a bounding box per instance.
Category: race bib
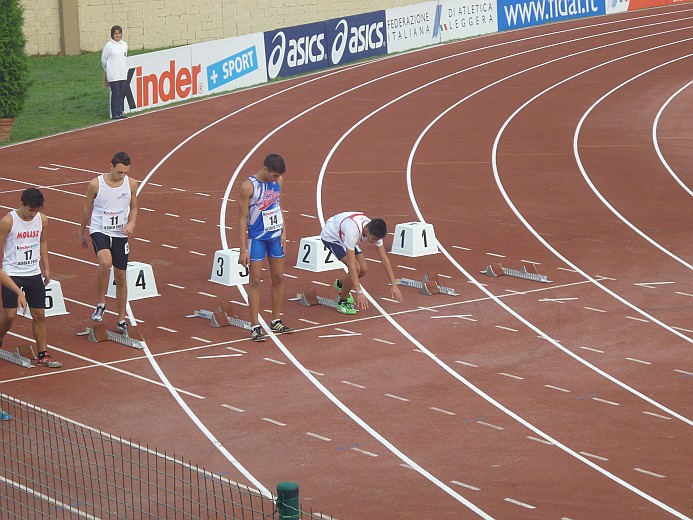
[15,243,40,267]
[262,207,283,232]
[103,210,126,232]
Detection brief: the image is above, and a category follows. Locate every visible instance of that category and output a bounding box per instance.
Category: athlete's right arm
[79,178,99,249]
[238,180,252,267]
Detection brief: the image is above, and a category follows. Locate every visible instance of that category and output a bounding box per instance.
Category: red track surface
[1,5,691,519]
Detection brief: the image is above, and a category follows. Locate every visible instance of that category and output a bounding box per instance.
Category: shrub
[0,0,29,118]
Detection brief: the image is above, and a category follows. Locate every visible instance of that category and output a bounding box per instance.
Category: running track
[0,5,691,519]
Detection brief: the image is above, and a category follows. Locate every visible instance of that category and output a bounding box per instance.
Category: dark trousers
[109,79,127,118]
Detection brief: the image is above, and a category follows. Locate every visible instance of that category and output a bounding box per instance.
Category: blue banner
[497,0,605,31]
[264,21,329,80]
[206,46,259,92]
[326,11,388,67]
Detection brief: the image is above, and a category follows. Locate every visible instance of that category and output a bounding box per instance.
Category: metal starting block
[397,273,459,296]
[290,289,339,309]
[482,262,551,283]
[77,323,145,350]
[0,345,36,368]
[187,302,252,330]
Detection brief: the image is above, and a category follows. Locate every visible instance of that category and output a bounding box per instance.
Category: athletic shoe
[336,301,356,315]
[333,279,354,304]
[91,303,106,322]
[270,320,293,334]
[251,326,266,342]
[36,355,62,368]
[117,320,128,335]
[1,411,11,421]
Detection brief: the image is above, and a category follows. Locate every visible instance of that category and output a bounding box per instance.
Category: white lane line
[642,411,671,420]
[134,237,151,243]
[197,292,216,297]
[675,292,693,298]
[171,187,185,192]
[167,283,185,289]
[189,250,206,256]
[625,358,651,365]
[625,316,649,322]
[262,418,286,427]
[579,451,609,461]
[342,381,366,389]
[373,338,396,345]
[227,347,247,354]
[499,373,524,380]
[452,245,471,250]
[455,361,478,368]
[298,318,320,325]
[495,325,519,332]
[504,498,535,509]
[430,407,456,416]
[397,265,418,270]
[634,468,665,478]
[264,358,286,365]
[334,328,358,334]
[351,447,378,457]
[477,421,503,430]
[634,281,675,288]
[306,432,331,441]
[486,252,505,258]
[198,354,242,359]
[319,333,361,338]
[431,315,477,321]
[190,218,206,223]
[545,385,571,393]
[539,297,578,302]
[195,192,210,197]
[299,213,317,218]
[579,346,604,354]
[451,481,481,491]
[140,207,155,211]
[584,307,607,313]
[157,326,177,333]
[592,397,619,406]
[191,337,212,343]
[385,394,409,402]
[221,404,245,413]
[164,213,180,218]
[162,244,178,249]
[527,436,553,446]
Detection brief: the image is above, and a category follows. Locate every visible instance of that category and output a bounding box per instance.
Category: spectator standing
[101,25,128,119]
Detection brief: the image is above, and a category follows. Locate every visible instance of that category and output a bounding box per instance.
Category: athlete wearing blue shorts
[238,154,293,342]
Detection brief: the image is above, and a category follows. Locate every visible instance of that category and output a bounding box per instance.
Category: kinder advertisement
[125,33,266,113]
[264,21,329,80]
[326,11,388,66]
[386,2,441,53]
[497,0,605,31]
[438,0,498,42]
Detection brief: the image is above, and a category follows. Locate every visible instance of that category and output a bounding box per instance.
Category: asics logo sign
[267,30,326,79]
[331,19,386,64]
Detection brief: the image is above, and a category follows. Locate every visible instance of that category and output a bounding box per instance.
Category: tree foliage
[0,0,29,118]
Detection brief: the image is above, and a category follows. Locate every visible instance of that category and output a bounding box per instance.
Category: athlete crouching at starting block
[320,212,403,315]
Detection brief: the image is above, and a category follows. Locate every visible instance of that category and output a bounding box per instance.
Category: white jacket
[101,39,128,82]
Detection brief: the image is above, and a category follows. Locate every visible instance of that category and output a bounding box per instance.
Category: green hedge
[0,0,29,118]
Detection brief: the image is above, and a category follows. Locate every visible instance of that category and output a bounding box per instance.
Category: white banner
[386,1,441,53]
[439,0,498,42]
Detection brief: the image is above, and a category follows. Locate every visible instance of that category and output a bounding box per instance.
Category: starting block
[187,302,252,330]
[209,248,249,286]
[482,262,551,283]
[295,236,342,272]
[77,323,145,350]
[397,273,459,296]
[0,345,36,368]
[289,289,340,310]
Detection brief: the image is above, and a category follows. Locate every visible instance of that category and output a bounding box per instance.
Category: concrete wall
[21,0,412,55]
